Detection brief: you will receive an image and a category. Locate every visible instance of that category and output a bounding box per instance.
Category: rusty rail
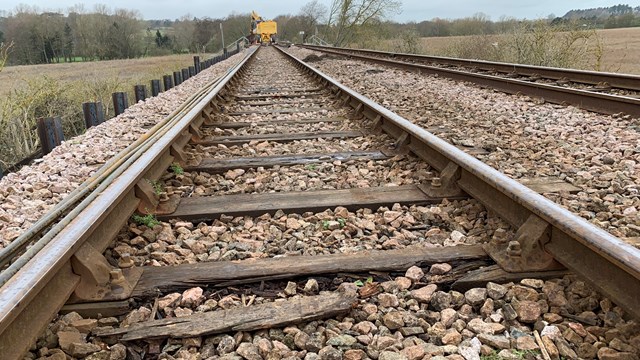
[300,45,640,118]
[0,47,257,359]
[278,46,640,319]
[301,45,640,91]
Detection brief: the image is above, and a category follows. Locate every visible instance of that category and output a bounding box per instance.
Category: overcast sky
[1,1,637,21]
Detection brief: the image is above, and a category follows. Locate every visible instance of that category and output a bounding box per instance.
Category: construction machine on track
[250,11,277,45]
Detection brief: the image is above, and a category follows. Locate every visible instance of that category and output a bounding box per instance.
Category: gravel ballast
[285,46,640,242]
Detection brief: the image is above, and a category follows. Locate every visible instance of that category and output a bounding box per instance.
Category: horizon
[0,1,637,23]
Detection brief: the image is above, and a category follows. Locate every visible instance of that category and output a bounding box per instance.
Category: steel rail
[301,45,640,92]
[278,46,640,319]
[299,45,640,118]
[0,48,258,358]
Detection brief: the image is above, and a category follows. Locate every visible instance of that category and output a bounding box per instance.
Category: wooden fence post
[193,56,200,74]
[134,85,148,103]
[163,75,173,91]
[182,68,190,81]
[82,102,105,129]
[173,71,182,86]
[37,117,65,155]
[189,66,196,77]
[151,80,161,96]
[112,92,129,116]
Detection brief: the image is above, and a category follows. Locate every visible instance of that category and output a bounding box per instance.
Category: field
[0,53,211,97]
[0,52,211,168]
[416,27,640,74]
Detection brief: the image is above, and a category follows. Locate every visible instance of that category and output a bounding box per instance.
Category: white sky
[1,0,637,22]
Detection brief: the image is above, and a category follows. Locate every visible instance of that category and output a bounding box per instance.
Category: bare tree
[0,41,13,71]
[221,14,251,50]
[108,8,144,59]
[301,0,328,25]
[325,0,401,46]
[172,15,196,53]
[298,0,328,41]
[4,6,40,64]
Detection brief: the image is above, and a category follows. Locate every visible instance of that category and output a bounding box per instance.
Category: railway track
[0,46,639,359]
[300,45,640,118]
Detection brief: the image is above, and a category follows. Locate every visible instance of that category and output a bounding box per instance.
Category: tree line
[1,1,638,66]
[0,0,402,66]
[0,5,257,65]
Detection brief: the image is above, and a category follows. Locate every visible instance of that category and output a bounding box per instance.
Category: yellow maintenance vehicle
[251,11,277,45]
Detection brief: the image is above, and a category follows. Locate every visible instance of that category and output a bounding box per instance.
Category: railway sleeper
[60,243,569,326]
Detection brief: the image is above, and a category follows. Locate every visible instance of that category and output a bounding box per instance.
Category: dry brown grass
[592,27,640,74]
[0,53,211,97]
[416,27,640,74]
[0,53,211,168]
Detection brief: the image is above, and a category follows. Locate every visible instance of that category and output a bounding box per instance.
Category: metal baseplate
[67,242,142,304]
[419,162,467,199]
[483,214,565,272]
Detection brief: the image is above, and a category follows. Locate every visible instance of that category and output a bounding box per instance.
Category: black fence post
[182,68,190,81]
[236,42,240,54]
[151,80,161,96]
[82,102,105,129]
[189,66,196,77]
[173,71,182,86]
[163,75,173,91]
[134,85,148,103]
[193,56,200,74]
[37,117,65,155]
[112,92,129,116]
[223,48,228,59]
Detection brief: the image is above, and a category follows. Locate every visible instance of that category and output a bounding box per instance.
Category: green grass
[170,163,184,175]
[149,180,164,195]
[481,350,541,360]
[322,218,347,230]
[131,213,160,228]
[354,276,374,287]
[480,351,502,360]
